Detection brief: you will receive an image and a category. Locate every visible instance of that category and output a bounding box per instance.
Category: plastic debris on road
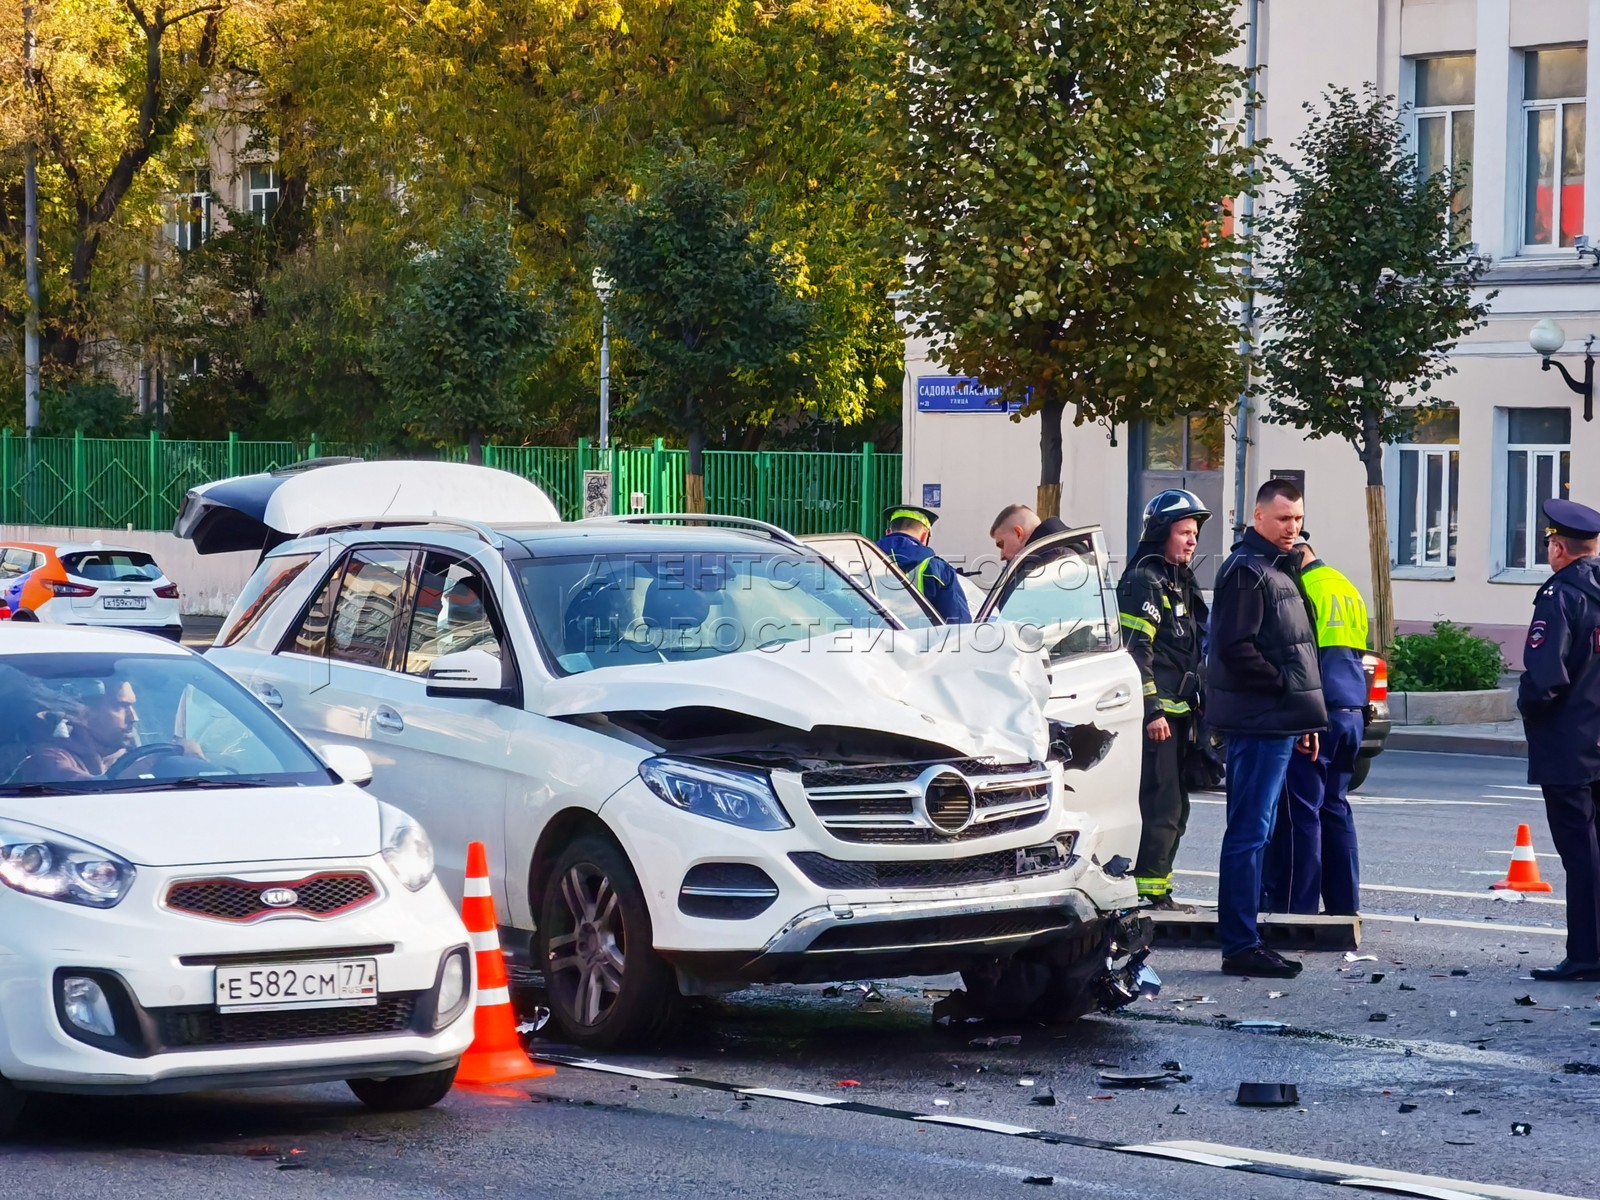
[1514,995,1537,1006]
[1398,982,1417,991]
[1369,1013,1389,1022]
[969,1034,1023,1048]
[1562,1062,1600,1075]
[1512,1122,1533,1136]
[1399,1102,1418,1113]
[837,1080,860,1088]
[1346,953,1377,963]
[1022,1176,1055,1186]
[1097,1069,1184,1088]
[1450,969,1470,976]
[1370,973,1386,983]
[1268,990,1288,999]
[1235,1082,1299,1107]
[1232,1020,1286,1033]
[1031,1089,1057,1106]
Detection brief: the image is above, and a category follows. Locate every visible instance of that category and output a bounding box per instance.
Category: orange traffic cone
[1490,824,1555,893]
[455,841,554,1085]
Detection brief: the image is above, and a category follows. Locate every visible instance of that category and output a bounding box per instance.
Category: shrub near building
[1388,620,1507,693]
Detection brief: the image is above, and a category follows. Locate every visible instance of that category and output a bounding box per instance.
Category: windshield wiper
[116,776,280,792]
[0,782,101,796]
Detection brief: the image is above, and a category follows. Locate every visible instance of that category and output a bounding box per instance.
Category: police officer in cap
[1117,489,1211,910]
[878,504,972,624]
[1519,497,1600,981]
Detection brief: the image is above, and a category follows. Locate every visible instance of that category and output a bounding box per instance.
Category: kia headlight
[379,803,435,892]
[638,758,792,831]
[0,818,136,909]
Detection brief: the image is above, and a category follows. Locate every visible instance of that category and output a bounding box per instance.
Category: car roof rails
[580,513,804,548]
[297,515,506,549]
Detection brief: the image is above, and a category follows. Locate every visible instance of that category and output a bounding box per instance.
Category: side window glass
[0,550,22,578]
[283,559,342,658]
[993,537,1119,662]
[220,552,318,648]
[328,548,414,668]
[404,553,504,676]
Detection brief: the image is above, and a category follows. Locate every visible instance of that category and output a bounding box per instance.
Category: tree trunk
[467,428,483,465]
[1365,484,1396,656]
[686,427,706,513]
[1036,397,1066,518]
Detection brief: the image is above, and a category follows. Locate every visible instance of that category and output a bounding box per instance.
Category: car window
[0,549,27,578]
[61,551,162,582]
[284,560,341,657]
[515,548,891,676]
[0,651,330,792]
[806,535,936,630]
[220,552,318,648]
[404,553,505,676]
[327,548,413,668]
[988,536,1120,663]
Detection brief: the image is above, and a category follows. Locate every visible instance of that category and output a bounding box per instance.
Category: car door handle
[254,683,283,709]
[375,706,405,734]
[1095,685,1133,711]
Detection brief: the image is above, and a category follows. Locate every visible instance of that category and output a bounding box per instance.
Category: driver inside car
[15,677,142,782]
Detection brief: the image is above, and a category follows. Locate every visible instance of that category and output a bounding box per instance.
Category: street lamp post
[592,268,615,452]
[1529,318,1595,423]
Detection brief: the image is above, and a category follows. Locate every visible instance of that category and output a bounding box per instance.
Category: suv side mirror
[321,743,374,787]
[425,647,514,701]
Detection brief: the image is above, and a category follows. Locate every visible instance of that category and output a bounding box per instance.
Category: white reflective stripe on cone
[1512,845,1537,861]
[477,985,511,1007]
[464,877,492,898]
[469,930,500,952]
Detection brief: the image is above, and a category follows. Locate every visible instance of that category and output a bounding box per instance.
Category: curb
[1385,728,1526,758]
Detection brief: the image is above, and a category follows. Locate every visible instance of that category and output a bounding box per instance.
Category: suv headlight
[639,758,792,831]
[0,818,136,909]
[379,803,435,891]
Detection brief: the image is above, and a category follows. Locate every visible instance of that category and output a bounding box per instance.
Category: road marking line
[1364,913,1566,936]
[1155,1141,1591,1200]
[1171,869,1564,906]
[534,1055,1586,1199]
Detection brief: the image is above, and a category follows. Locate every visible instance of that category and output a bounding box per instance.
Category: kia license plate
[215,958,378,1013]
[103,596,147,610]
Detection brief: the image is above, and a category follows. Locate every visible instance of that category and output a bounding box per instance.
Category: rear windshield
[516,549,892,675]
[62,552,162,582]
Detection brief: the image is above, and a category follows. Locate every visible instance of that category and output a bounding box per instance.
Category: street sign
[922,483,943,508]
[914,376,1022,413]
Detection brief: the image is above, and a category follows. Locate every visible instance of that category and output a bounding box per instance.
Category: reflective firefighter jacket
[1116,546,1208,722]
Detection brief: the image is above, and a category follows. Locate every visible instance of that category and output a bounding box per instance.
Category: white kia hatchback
[0,625,473,1136]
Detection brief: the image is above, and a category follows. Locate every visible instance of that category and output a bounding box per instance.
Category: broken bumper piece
[1090,910,1160,1011]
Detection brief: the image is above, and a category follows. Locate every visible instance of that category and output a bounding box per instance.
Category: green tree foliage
[898,0,1255,515]
[373,214,542,462]
[1256,87,1492,650]
[590,156,814,509]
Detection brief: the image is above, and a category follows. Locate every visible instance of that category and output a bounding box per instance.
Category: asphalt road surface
[6,750,1597,1200]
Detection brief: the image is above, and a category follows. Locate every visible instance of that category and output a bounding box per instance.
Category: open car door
[801,532,941,630]
[976,526,1144,864]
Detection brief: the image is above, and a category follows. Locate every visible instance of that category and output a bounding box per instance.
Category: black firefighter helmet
[1140,488,1211,543]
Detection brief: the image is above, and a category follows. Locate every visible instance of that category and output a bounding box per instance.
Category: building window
[1523,47,1587,249]
[1503,407,1572,569]
[1143,414,1225,472]
[1394,409,1459,568]
[168,168,211,252]
[248,164,281,224]
[1414,55,1475,244]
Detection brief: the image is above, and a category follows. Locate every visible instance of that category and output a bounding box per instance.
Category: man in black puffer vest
[1207,478,1327,978]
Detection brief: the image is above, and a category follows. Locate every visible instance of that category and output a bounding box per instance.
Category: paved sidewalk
[1386,719,1526,757]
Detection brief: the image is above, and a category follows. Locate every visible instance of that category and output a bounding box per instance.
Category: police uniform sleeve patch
[1529,620,1547,649]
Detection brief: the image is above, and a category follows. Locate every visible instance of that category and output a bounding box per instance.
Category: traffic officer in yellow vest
[1263,534,1367,916]
[1117,489,1211,911]
[876,504,972,624]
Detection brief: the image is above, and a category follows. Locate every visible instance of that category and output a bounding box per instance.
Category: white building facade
[902,0,1600,667]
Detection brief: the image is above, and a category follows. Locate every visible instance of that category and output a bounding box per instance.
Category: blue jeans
[1263,708,1363,915]
[1219,733,1297,957]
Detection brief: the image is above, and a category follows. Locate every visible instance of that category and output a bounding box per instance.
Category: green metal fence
[0,430,901,538]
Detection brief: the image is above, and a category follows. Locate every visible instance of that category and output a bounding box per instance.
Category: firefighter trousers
[1133,714,1191,896]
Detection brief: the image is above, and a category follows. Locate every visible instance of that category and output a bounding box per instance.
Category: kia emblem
[259,887,299,908]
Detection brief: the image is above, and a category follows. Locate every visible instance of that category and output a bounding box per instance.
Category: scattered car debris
[1399,1103,1418,1113]
[1017,1078,1036,1087]
[1090,1094,1115,1101]
[1092,1059,1119,1068]
[1236,1082,1300,1107]
[1369,1013,1390,1022]
[1445,1139,1476,1146]
[1370,973,1386,984]
[837,1080,860,1088]
[1031,1090,1057,1107]
[1096,1069,1183,1088]
[516,1007,552,1035]
[1171,1103,1188,1115]
[1450,969,1470,977]
[1161,1060,1183,1072]
[1232,1020,1287,1032]
[1514,995,1537,1006]
[1268,990,1288,999]
[822,986,844,998]
[1511,1122,1533,1136]
[932,1099,950,1107]
[1462,1108,1482,1116]
[1022,1176,1055,1186]
[1562,1062,1600,1076]
[862,985,886,1004]
[1398,983,1417,991]
[1346,953,1378,963]
[931,990,977,1025]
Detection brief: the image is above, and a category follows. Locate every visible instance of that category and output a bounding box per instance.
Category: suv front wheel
[538,834,685,1049]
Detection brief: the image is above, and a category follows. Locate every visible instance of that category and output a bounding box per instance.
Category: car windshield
[61,551,163,582]
[516,548,893,675]
[0,652,331,794]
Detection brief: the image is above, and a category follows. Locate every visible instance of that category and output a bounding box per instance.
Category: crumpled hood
[1,787,380,867]
[540,624,1053,762]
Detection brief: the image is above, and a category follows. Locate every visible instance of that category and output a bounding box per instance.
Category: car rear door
[976,527,1145,864]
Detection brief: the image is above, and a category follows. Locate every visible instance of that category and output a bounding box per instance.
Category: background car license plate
[215,957,378,1013]
[103,596,147,609]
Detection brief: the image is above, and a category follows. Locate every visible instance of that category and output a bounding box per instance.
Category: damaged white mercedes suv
[183,461,1155,1048]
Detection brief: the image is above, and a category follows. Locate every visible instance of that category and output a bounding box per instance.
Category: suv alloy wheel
[538,835,685,1048]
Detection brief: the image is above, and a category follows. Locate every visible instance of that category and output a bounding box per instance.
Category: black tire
[537,834,684,1049]
[347,1064,457,1112]
[1349,754,1373,793]
[0,1075,26,1137]
[961,927,1101,1025]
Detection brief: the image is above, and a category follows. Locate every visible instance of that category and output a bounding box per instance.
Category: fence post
[70,429,85,528]
[148,429,161,532]
[652,437,666,512]
[227,431,239,478]
[483,442,498,469]
[858,442,876,536]
[1,429,10,525]
[756,452,771,524]
[308,432,319,461]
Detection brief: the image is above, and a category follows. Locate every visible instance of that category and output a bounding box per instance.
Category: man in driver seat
[16,678,141,781]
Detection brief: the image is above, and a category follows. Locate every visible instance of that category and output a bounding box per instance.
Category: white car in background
[183,461,1155,1051]
[0,626,473,1135]
[1,541,184,640]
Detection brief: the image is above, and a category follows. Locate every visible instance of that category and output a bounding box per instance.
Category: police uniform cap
[883,504,938,528]
[1542,498,1600,540]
